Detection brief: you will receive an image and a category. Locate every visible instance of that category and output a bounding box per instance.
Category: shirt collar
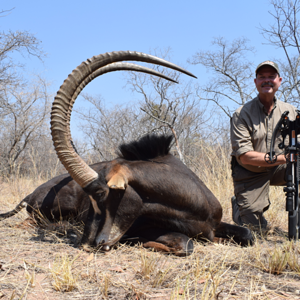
[256,95,277,114]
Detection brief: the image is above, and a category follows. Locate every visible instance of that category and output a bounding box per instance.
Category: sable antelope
[1,51,253,255]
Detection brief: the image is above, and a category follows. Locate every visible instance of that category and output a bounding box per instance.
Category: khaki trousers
[232,162,287,228]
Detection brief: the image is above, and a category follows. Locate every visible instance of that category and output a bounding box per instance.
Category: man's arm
[239,151,286,167]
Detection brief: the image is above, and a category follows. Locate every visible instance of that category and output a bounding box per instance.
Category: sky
[1,0,286,135]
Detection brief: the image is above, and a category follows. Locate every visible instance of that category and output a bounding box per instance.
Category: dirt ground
[1,215,300,299]
[1,180,300,299]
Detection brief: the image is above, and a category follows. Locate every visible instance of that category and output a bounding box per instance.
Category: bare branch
[259,0,300,107]
[189,37,256,117]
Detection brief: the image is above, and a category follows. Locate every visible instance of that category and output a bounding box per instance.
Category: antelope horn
[51,51,197,188]
[65,62,180,126]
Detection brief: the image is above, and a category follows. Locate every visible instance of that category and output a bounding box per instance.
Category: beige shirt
[231,96,298,172]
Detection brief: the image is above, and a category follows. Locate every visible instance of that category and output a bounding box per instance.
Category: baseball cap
[255,61,280,76]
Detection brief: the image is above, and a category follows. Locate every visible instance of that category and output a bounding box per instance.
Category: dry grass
[1,158,300,299]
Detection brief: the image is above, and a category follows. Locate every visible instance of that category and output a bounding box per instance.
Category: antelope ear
[107,173,128,190]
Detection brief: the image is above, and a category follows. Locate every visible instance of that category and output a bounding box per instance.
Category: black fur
[117,134,173,161]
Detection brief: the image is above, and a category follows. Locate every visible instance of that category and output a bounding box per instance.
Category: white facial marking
[89,195,101,215]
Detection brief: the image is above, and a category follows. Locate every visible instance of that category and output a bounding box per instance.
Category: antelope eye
[97,192,105,198]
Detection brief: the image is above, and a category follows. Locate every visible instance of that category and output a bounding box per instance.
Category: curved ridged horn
[51,51,197,188]
[65,62,180,126]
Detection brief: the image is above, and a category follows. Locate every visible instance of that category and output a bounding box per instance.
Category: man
[231,61,297,230]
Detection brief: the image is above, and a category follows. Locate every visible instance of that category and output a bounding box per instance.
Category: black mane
[117,134,173,161]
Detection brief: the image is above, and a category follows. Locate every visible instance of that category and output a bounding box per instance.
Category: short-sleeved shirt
[231,95,298,173]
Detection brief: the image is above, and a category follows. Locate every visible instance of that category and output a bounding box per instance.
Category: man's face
[254,65,282,96]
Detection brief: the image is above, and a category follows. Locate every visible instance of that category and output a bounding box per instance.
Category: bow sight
[266,110,300,240]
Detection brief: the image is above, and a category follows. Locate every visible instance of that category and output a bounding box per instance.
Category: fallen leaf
[108,265,123,273]
[85,253,94,262]
[198,279,206,284]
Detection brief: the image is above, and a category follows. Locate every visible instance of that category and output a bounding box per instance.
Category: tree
[0,26,44,97]
[190,1,300,119]
[76,89,208,166]
[189,37,256,118]
[0,76,50,176]
[124,49,209,163]
[0,14,50,177]
[259,0,300,107]
[75,93,148,162]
